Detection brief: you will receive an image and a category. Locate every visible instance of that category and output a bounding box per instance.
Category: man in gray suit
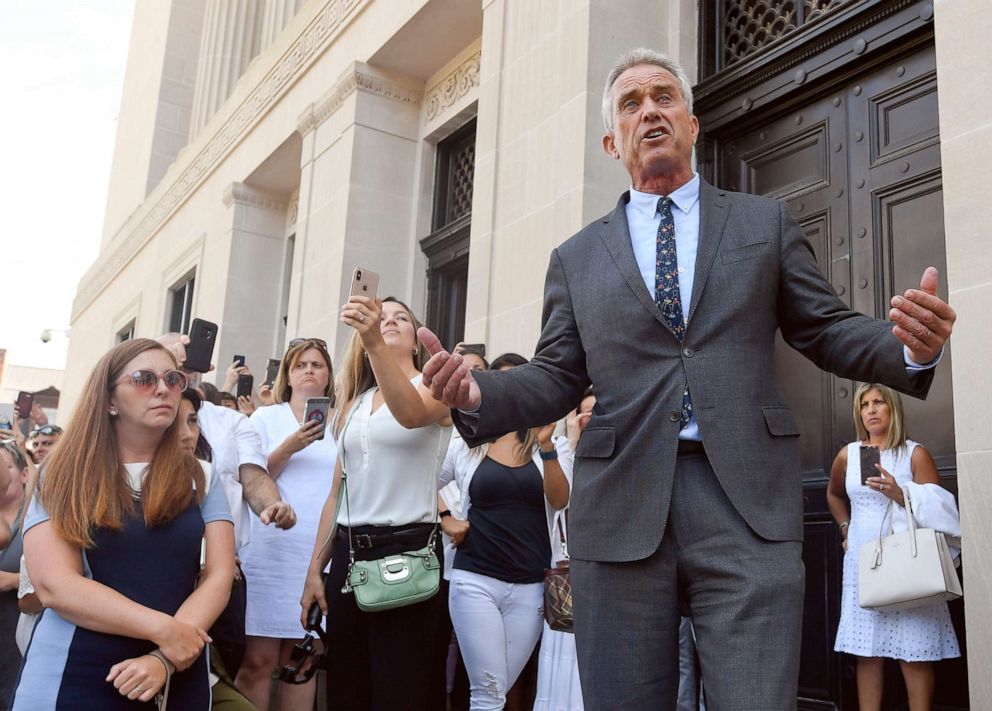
[418,48,956,710]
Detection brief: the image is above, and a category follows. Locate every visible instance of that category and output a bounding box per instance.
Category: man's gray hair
[601,48,694,132]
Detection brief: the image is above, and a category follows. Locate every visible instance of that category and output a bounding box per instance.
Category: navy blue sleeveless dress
[11,468,232,710]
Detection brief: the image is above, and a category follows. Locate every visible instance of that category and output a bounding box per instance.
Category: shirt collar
[628,173,700,218]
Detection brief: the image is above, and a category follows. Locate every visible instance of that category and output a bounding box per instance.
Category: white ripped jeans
[448,569,545,711]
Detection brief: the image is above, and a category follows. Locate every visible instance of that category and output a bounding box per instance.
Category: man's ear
[602,133,619,159]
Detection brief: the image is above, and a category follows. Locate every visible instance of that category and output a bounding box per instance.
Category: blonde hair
[273,339,335,407]
[39,339,204,548]
[852,383,907,452]
[334,297,428,436]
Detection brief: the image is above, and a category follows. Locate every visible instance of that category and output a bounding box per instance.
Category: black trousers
[572,449,805,711]
[324,524,444,711]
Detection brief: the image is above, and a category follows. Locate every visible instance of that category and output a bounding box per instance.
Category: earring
[413,348,418,356]
[109,407,118,417]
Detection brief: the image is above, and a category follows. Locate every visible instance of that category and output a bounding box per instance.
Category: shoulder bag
[338,390,441,612]
[858,488,963,611]
[544,512,574,633]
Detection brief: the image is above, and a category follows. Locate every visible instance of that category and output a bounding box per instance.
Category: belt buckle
[355,533,373,550]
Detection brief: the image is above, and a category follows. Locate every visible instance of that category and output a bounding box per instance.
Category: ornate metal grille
[722,0,851,68]
[448,141,475,223]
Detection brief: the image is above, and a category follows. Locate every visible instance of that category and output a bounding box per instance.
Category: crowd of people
[0,46,962,711]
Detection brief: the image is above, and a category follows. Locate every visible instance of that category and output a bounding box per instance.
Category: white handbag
[858,489,962,611]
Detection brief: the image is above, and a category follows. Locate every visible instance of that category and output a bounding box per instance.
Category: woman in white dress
[828,383,959,711]
[237,339,337,711]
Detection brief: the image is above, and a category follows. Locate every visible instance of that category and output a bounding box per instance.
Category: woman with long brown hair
[236,338,337,711]
[301,296,452,711]
[11,339,235,710]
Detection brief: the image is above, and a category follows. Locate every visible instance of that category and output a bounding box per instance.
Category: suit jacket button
[682,347,694,358]
[669,411,680,422]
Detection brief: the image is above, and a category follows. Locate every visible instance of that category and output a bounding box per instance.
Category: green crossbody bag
[338,389,441,613]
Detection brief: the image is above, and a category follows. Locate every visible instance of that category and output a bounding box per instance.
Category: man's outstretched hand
[889,266,956,366]
[419,327,482,411]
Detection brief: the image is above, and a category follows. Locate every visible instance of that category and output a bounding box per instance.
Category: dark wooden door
[714,44,966,710]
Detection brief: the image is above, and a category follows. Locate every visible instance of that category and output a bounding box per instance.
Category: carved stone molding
[425,50,481,123]
[297,64,421,136]
[288,197,299,226]
[73,0,368,319]
[222,182,287,211]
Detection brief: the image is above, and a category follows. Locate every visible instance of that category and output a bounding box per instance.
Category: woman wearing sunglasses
[237,338,337,711]
[301,296,452,711]
[11,339,235,710]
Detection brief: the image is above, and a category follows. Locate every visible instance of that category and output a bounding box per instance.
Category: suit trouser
[571,448,805,711]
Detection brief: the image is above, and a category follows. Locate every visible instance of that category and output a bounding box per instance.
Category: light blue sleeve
[23,495,51,533]
[200,465,235,525]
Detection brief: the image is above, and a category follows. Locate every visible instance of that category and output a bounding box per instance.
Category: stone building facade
[66,0,990,706]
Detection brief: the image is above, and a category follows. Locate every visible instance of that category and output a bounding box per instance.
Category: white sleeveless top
[338,375,451,527]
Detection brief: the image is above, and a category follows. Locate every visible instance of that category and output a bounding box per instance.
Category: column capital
[296,62,421,136]
[222,181,287,211]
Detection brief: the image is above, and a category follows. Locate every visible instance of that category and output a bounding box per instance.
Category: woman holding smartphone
[237,338,337,711]
[301,295,452,711]
[11,338,235,709]
[828,383,959,711]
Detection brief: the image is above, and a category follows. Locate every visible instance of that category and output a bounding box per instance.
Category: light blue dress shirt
[625,174,703,440]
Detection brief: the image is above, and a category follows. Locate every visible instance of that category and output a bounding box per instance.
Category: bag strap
[555,512,569,561]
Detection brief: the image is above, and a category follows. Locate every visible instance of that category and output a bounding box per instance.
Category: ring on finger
[359,314,365,322]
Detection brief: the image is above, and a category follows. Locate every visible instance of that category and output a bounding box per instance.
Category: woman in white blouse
[302,296,452,711]
[237,338,337,711]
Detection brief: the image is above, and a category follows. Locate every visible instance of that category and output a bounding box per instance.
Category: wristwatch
[439,510,452,518]
[539,447,558,461]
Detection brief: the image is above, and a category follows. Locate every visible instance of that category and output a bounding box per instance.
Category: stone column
[259,0,305,52]
[217,182,288,377]
[189,0,264,139]
[291,63,423,358]
[934,0,992,701]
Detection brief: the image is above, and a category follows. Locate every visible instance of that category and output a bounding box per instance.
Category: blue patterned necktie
[655,197,693,429]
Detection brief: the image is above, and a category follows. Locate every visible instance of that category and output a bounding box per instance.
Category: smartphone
[349,267,379,301]
[459,343,486,357]
[265,358,281,387]
[860,445,881,486]
[304,397,331,440]
[237,373,254,399]
[184,319,218,373]
[15,392,33,418]
[232,354,246,368]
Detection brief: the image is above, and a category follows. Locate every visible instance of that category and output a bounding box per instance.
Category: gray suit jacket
[455,180,933,562]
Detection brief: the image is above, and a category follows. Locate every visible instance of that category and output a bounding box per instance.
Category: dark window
[422,120,476,350]
[116,320,135,344]
[168,273,195,334]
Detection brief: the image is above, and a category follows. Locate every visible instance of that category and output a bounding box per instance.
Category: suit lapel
[598,193,676,335]
[687,180,730,325]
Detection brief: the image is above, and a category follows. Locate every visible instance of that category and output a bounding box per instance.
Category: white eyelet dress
[833,440,960,661]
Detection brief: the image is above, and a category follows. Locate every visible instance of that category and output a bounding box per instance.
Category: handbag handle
[555,512,568,561]
[873,487,918,569]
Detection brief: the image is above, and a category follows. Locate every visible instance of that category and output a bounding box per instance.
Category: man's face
[602,64,698,190]
[29,434,59,463]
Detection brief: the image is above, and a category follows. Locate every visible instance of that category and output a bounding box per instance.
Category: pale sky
[0,0,135,371]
